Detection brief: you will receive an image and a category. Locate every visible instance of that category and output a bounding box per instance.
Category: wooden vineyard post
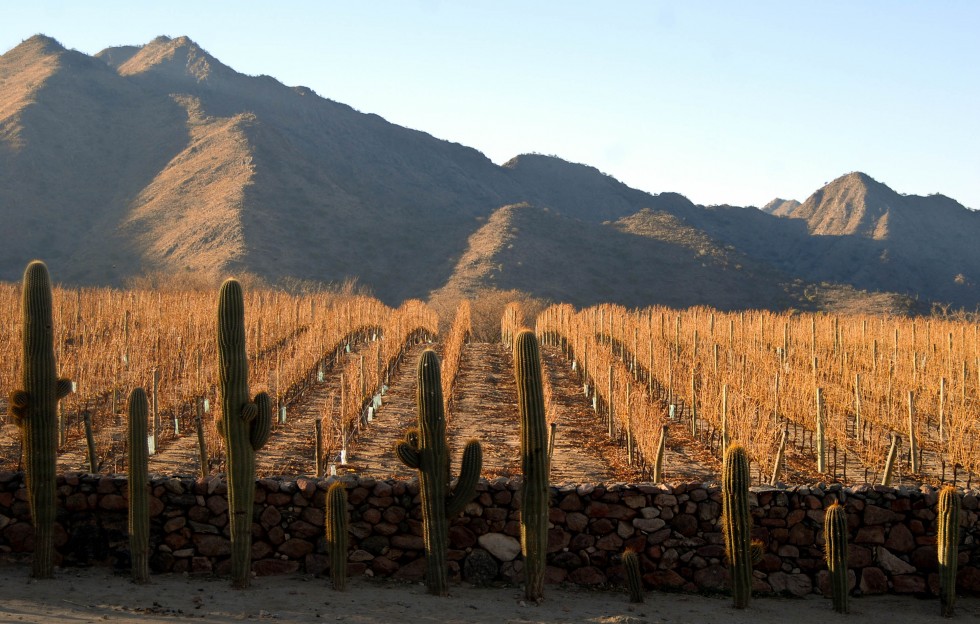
[908,391,919,474]
[195,398,208,478]
[607,365,615,440]
[83,411,97,473]
[855,373,863,442]
[816,387,826,474]
[770,425,788,485]
[938,377,945,443]
[314,419,324,477]
[721,384,729,451]
[625,383,634,466]
[690,369,698,438]
[151,367,160,452]
[653,424,667,483]
[882,433,901,486]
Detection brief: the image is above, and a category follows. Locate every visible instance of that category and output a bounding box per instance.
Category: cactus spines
[938,485,960,617]
[623,549,644,603]
[10,260,74,578]
[722,444,752,609]
[325,481,349,591]
[217,278,272,589]
[395,349,482,596]
[128,387,150,584]
[824,502,849,613]
[513,330,549,602]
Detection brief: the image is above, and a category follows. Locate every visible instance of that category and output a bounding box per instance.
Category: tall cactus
[823,502,848,613]
[395,349,482,596]
[513,330,549,602]
[722,444,752,609]
[216,279,272,589]
[937,485,960,617]
[325,481,349,591]
[8,260,73,579]
[128,388,150,584]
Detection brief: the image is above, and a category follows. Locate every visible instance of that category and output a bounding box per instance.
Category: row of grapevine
[563,303,980,484]
[0,282,439,473]
[536,304,668,476]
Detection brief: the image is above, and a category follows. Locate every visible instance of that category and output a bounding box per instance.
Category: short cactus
[623,549,644,603]
[395,349,482,596]
[8,260,74,579]
[128,388,150,584]
[217,279,272,589]
[325,481,349,591]
[823,502,848,613]
[938,485,960,617]
[722,444,752,609]
[513,330,549,602]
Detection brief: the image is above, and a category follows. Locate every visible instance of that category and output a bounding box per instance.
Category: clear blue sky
[3,1,978,209]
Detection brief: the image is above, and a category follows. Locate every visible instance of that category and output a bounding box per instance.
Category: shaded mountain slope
[0,35,977,312]
[0,35,187,283]
[771,172,980,306]
[433,203,795,311]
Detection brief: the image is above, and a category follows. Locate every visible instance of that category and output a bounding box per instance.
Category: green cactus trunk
[395,349,482,596]
[722,444,752,609]
[217,279,272,589]
[325,481,349,591]
[623,549,644,603]
[823,502,848,613]
[9,261,73,579]
[128,388,150,584]
[513,330,549,602]
[938,485,960,617]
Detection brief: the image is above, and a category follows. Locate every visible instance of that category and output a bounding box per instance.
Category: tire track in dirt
[446,342,521,478]
[540,346,627,484]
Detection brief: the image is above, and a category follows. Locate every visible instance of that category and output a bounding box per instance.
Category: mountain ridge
[0,34,975,313]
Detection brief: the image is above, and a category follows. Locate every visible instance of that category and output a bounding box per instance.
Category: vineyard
[0,283,977,490]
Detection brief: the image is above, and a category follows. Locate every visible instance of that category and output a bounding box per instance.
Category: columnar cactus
[395,349,482,596]
[513,330,549,602]
[623,549,644,603]
[938,485,960,617]
[823,502,848,613]
[8,260,73,579]
[325,481,349,591]
[722,444,752,609]
[217,279,272,589]
[128,387,150,584]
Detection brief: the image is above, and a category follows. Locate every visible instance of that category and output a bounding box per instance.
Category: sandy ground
[0,566,977,623]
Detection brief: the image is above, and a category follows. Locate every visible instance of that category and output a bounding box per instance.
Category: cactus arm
[241,402,257,423]
[249,392,272,451]
[395,436,420,469]
[8,390,28,426]
[56,378,73,399]
[446,439,482,518]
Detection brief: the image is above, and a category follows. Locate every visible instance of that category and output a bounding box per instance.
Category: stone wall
[0,471,978,597]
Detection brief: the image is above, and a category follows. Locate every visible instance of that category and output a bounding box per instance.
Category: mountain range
[1,35,976,314]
